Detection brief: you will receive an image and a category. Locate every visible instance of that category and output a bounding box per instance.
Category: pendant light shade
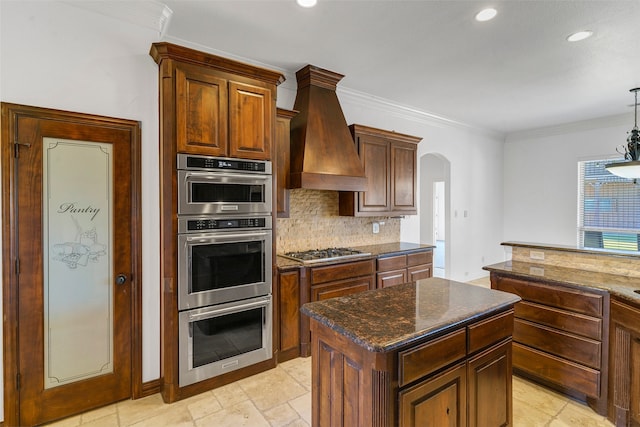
[606,88,640,178]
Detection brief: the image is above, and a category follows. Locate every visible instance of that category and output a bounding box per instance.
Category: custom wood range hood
[289,65,367,192]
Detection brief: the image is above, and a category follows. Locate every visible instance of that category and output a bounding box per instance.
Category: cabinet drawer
[407,264,432,281]
[513,343,600,398]
[514,319,601,369]
[468,310,514,354]
[407,251,432,266]
[495,276,603,317]
[311,277,374,301]
[377,254,407,272]
[310,259,375,285]
[515,301,602,340]
[377,269,407,288]
[399,329,467,387]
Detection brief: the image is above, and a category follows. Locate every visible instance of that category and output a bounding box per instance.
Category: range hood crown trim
[289,64,368,192]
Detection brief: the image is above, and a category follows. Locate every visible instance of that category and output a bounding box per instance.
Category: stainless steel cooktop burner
[281,247,371,264]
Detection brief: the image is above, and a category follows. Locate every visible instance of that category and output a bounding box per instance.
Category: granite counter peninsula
[301,277,521,427]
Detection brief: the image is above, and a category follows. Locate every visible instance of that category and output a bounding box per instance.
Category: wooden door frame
[0,103,144,426]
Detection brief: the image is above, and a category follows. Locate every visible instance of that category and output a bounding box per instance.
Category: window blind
[578,159,640,252]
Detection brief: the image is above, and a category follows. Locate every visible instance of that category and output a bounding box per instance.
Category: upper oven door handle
[188,296,271,321]
[182,170,271,183]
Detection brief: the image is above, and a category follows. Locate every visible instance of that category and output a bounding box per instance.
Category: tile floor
[47,276,613,426]
[46,355,613,427]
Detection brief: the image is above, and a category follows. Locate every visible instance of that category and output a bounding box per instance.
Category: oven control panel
[178,215,272,233]
[178,153,272,174]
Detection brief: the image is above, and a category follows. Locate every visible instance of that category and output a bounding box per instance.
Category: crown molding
[505,112,634,143]
[335,86,504,139]
[64,0,173,36]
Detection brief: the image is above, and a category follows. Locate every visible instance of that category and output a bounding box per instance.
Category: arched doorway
[420,153,450,278]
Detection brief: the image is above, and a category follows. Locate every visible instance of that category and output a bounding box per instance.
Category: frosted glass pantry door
[42,138,113,389]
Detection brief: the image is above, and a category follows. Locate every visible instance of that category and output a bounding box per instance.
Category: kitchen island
[301,277,521,427]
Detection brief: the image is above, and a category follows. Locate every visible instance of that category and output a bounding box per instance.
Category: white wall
[1,0,508,421]
[503,115,633,245]
[0,1,162,420]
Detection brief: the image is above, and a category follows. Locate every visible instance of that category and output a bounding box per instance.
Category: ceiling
[77,0,640,135]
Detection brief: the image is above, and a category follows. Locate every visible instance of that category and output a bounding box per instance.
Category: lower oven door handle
[188,297,270,321]
[184,230,270,242]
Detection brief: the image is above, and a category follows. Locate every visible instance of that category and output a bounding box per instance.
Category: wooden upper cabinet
[340,124,422,216]
[176,65,228,155]
[359,134,390,212]
[392,141,418,212]
[275,108,297,218]
[150,42,284,160]
[229,81,273,159]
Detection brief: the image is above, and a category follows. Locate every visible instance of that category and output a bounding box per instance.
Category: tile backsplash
[276,189,400,253]
[511,246,640,278]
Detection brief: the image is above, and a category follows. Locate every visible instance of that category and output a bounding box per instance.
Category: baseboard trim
[138,379,162,398]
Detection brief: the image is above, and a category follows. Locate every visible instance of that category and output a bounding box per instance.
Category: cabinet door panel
[468,340,512,427]
[176,66,228,155]
[229,81,272,160]
[359,136,390,212]
[278,270,300,361]
[399,363,467,427]
[608,299,640,426]
[392,141,417,212]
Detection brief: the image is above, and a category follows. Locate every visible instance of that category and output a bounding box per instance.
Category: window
[578,159,640,252]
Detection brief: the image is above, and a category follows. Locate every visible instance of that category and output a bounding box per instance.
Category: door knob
[116,274,127,285]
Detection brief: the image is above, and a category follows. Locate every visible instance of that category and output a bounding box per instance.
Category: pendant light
[606,88,640,178]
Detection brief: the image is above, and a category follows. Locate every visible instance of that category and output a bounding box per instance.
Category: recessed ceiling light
[475,8,497,22]
[567,31,593,42]
[297,0,317,7]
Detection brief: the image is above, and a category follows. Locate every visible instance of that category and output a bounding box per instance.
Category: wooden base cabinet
[309,310,514,427]
[377,249,433,288]
[277,267,302,363]
[399,363,467,427]
[491,273,609,415]
[300,259,375,356]
[608,299,640,427]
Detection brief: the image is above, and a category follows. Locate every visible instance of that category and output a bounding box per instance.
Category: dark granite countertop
[502,241,640,260]
[351,241,435,257]
[300,277,520,353]
[276,241,435,268]
[484,260,640,305]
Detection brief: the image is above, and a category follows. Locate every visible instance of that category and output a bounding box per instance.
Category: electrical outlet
[530,250,545,261]
[372,222,380,234]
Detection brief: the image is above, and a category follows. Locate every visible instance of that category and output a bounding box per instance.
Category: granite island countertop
[300,277,520,353]
[484,260,640,305]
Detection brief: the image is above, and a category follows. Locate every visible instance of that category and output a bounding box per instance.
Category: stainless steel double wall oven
[177,154,273,387]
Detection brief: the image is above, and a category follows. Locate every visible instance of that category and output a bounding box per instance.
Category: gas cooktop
[281,247,371,264]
